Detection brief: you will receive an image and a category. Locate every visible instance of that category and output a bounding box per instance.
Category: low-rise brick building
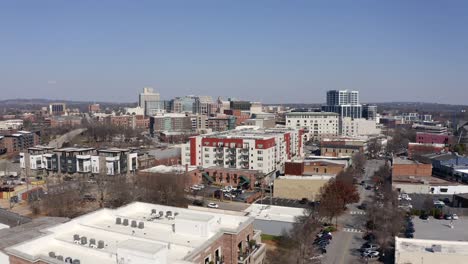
[392,156,432,179]
[416,132,452,145]
[5,202,266,264]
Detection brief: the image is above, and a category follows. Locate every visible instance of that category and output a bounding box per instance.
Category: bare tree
[135,172,189,208]
[267,209,323,264]
[40,182,81,218]
[367,137,382,159]
[318,178,360,226]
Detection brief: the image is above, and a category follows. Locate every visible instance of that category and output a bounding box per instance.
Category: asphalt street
[323,159,385,264]
[48,128,87,148]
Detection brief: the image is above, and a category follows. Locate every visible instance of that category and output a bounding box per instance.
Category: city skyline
[1,1,468,104]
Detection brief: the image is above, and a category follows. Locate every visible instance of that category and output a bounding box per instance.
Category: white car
[434,201,445,206]
[207,203,219,208]
[399,194,412,201]
[224,193,236,199]
[452,214,459,220]
[362,250,379,258]
[191,185,202,191]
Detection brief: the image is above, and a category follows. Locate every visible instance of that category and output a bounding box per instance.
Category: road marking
[343,228,363,233]
[350,211,366,215]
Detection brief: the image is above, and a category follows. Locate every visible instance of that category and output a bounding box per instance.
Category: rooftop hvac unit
[131,220,137,228]
[98,240,105,249]
[65,257,73,264]
[73,234,80,244]
[48,252,56,258]
[57,255,63,261]
[151,209,157,215]
[72,260,80,264]
[116,217,122,225]
[123,219,129,226]
[138,222,144,229]
[166,211,173,217]
[432,245,442,252]
[80,237,87,245]
[89,238,96,246]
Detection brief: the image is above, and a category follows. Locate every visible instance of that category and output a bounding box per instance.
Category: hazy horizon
[1,1,467,104]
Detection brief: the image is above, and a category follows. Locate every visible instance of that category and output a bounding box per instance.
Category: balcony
[238,243,266,264]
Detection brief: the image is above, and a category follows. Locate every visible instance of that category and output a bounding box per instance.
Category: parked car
[361,250,379,258]
[420,214,429,220]
[299,198,309,204]
[207,203,219,208]
[82,194,96,202]
[361,243,380,252]
[434,200,445,207]
[363,233,376,241]
[190,185,202,191]
[398,193,412,201]
[192,200,203,206]
[358,203,367,210]
[224,193,236,199]
[443,198,451,205]
[445,214,459,220]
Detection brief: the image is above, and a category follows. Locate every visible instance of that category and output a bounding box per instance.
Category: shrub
[323,226,337,233]
[410,209,421,216]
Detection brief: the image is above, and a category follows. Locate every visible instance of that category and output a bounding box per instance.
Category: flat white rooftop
[142,165,198,174]
[244,204,305,223]
[6,202,254,264]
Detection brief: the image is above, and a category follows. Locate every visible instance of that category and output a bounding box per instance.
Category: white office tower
[139,87,160,115]
[322,90,362,118]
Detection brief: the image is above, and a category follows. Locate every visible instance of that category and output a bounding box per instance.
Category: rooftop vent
[138,222,144,229]
[116,217,122,225]
[48,252,56,258]
[131,220,137,228]
[123,219,129,226]
[73,234,80,244]
[98,240,105,249]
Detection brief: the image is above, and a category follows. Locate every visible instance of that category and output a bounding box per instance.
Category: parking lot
[189,185,258,203]
[412,216,468,241]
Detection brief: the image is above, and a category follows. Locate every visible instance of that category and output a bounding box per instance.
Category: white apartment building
[181,127,304,174]
[0,119,24,130]
[20,147,138,176]
[5,202,266,264]
[340,117,381,137]
[285,112,339,141]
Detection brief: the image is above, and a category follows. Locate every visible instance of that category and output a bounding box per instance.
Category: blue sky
[1,0,467,104]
